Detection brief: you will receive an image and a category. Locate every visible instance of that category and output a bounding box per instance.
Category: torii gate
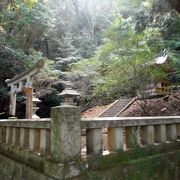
[5,60,44,119]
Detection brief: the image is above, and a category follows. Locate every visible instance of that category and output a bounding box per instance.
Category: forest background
[0,0,179,118]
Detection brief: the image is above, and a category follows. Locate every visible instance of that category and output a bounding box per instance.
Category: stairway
[99,98,135,117]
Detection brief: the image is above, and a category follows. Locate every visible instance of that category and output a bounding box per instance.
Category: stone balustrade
[0,119,51,154]
[0,108,180,160]
[0,106,180,179]
[81,116,180,155]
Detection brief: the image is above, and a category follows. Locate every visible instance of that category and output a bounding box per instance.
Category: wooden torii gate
[5,60,44,119]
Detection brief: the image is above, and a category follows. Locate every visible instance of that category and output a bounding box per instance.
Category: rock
[160,108,167,112]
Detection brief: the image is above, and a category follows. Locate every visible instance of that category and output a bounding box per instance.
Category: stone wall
[0,154,48,180]
[0,142,179,180]
[0,106,179,179]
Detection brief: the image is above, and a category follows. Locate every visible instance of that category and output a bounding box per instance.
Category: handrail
[0,118,51,129]
[81,116,180,129]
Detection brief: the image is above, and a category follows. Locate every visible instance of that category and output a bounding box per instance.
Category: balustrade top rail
[81,116,180,129]
[0,118,51,129]
[0,116,180,130]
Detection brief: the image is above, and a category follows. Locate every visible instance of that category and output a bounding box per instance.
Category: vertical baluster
[29,129,34,151]
[2,127,6,143]
[6,127,10,144]
[166,124,177,141]
[46,129,51,154]
[20,128,25,148]
[34,129,40,152]
[0,127,2,143]
[154,125,166,143]
[177,124,180,140]
[8,127,13,145]
[12,128,16,146]
[125,126,141,148]
[24,128,29,149]
[15,128,20,147]
[108,127,124,151]
[141,125,154,145]
[40,129,46,153]
[86,128,103,155]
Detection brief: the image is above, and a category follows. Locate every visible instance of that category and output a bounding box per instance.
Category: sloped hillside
[82,93,180,117]
[120,93,180,117]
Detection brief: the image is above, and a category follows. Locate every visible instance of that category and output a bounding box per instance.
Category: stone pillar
[154,125,166,143]
[15,128,20,147]
[6,127,10,144]
[34,129,40,152]
[125,126,141,148]
[51,105,81,162]
[25,87,33,119]
[166,124,177,141]
[40,129,46,153]
[29,129,35,151]
[141,125,154,145]
[108,127,124,151]
[177,124,180,140]
[12,128,16,146]
[0,127,2,143]
[20,128,25,148]
[86,128,103,155]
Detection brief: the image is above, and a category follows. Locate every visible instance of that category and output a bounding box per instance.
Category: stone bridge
[0,105,179,179]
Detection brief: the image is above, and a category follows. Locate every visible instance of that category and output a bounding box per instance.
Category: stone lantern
[59,88,80,106]
[32,94,41,119]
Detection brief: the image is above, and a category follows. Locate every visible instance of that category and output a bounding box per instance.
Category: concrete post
[141,125,154,145]
[125,126,141,148]
[154,125,166,143]
[6,127,10,144]
[40,129,46,153]
[51,105,81,162]
[20,128,25,148]
[15,128,20,147]
[86,128,103,155]
[177,124,180,140]
[34,129,40,152]
[166,124,177,141]
[29,129,34,151]
[0,127,2,143]
[108,127,124,151]
[12,128,16,146]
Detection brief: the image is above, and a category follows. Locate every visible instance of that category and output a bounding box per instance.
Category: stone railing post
[86,128,103,155]
[51,105,81,162]
[125,126,141,148]
[141,125,154,145]
[108,127,124,151]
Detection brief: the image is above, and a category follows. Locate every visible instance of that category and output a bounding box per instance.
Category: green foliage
[44,0,117,59]
[34,59,59,92]
[0,0,179,111]
[0,87,8,99]
[94,17,163,97]
[2,0,52,50]
[0,0,52,86]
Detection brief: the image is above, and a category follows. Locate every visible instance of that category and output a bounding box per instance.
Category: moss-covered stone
[51,105,81,163]
[0,141,179,180]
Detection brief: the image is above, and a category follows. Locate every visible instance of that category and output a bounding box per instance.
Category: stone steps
[99,98,135,117]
